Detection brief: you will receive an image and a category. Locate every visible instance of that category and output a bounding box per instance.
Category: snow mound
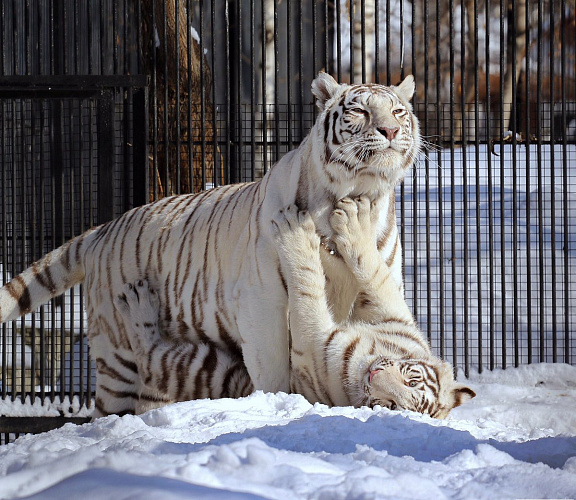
[0,364,575,500]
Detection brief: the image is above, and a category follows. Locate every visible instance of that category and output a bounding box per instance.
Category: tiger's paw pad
[271,205,318,245]
[114,279,160,326]
[330,197,371,236]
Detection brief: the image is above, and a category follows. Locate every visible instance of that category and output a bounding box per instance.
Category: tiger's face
[311,72,421,194]
[364,358,476,419]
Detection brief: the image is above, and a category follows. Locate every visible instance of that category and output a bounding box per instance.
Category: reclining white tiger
[115,198,475,418]
[0,72,422,417]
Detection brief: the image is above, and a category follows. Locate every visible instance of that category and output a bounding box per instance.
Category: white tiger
[115,198,475,417]
[0,73,421,417]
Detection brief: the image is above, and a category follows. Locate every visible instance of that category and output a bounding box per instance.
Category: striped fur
[274,200,475,418]
[0,73,422,417]
[114,199,475,418]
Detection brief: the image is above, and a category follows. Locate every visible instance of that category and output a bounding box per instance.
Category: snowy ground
[0,363,575,500]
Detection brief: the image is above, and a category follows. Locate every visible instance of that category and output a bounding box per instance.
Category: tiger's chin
[360,152,414,188]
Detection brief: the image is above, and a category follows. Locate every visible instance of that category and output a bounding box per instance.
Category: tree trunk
[351,0,375,83]
[140,0,217,198]
[501,0,527,133]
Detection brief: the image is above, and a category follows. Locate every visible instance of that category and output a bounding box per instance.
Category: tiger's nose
[378,126,399,140]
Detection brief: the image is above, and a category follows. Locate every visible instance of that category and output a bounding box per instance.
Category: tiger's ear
[311,72,340,111]
[452,385,476,408]
[392,75,416,102]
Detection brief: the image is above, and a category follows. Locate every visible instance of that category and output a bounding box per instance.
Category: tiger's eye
[392,108,403,115]
[349,107,368,115]
[408,380,417,387]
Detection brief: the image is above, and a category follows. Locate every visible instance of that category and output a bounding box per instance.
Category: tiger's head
[363,357,476,419]
[311,72,421,195]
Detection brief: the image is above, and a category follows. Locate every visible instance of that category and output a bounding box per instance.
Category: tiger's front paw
[330,197,374,258]
[114,279,160,330]
[271,205,320,253]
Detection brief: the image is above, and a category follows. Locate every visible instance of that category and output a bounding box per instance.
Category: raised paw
[330,197,372,239]
[271,205,319,249]
[114,279,160,327]
[329,197,377,264]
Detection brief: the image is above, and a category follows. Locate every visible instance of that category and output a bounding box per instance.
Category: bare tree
[140,0,217,198]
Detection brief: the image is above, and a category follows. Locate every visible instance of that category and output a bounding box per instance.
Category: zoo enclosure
[0,0,575,441]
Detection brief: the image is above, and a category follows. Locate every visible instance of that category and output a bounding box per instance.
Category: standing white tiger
[0,73,421,417]
[115,198,475,417]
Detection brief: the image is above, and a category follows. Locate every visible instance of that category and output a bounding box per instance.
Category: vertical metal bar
[472,0,483,373]
[460,0,469,377]
[174,0,181,192]
[229,0,240,183]
[68,100,76,400]
[536,0,544,362]
[78,97,85,407]
[509,0,520,368]
[151,0,159,198]
[200,0,208,189]
[10,99,17,400]
[560,0,570,364]
[39,101,46,402]
[485,0,495,370]
[424,0,431,347]
[250,0,256,181]
[335,0,342,81]
[374,0,379,83]
[449,0,458,369]
[1,100,6,401]
[360,0,366,81]
[97,93,115,225]
[298,0,304,140]
[524,0,532,365]
[260,0,268,175]
[348,0,353,82]
[287,0,293,151]
[273,0,280,162]
[162,0,170,193]
[87,99,95,406]
[224,0,231,185]
[548,0,558,363]
[210,0,218,186]
[399,0,404,75]
[436,0,445,361]
[19,99,27,400]
[30,99,38,401]
[236,0,243,179]
[499,0,507,368]
[87,0,94,74]
[133,86,149,207]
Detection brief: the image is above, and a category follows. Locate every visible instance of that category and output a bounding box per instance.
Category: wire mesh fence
[0,0,574,440]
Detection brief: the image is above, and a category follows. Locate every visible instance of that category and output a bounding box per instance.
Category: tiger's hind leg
[114,279,253,412]
[113,279,174,413]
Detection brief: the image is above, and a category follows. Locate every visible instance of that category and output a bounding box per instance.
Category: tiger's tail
[0,228,96,323]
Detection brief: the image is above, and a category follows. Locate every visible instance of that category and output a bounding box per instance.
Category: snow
[0,396,92,418]
[0,363,575,499]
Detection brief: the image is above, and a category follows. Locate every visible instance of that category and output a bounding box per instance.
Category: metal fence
[0,0,575,441]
